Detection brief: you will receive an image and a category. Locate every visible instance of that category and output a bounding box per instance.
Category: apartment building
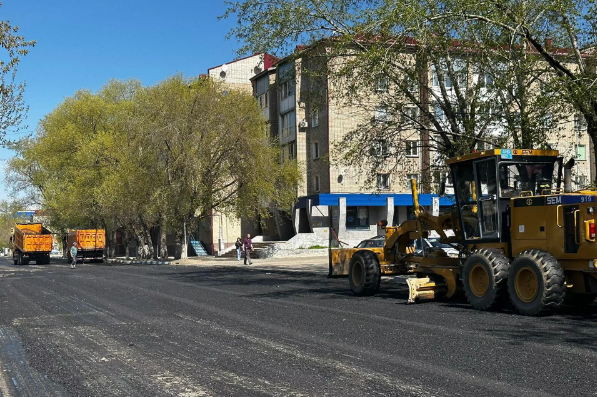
[262,46,594,247]
[197,53,280,255]
[202,47,594,252]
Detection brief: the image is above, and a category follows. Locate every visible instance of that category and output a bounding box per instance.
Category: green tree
[6,76,300,259]
[0,6,35,139]
[224,0,559,191]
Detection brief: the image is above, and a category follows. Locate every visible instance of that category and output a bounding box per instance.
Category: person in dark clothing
[243,234,253,265]
[235,237,242,261]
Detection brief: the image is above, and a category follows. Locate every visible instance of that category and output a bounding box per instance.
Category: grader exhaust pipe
[564,158,575,193]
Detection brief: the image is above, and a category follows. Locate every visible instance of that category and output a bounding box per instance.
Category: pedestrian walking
[243,233,253,265]
[235,237,242,261]
[70,242,78,269]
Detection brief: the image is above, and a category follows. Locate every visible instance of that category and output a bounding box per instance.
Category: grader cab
[344,149,597,315]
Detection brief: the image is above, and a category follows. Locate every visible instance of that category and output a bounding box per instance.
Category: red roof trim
[207,53,281,72]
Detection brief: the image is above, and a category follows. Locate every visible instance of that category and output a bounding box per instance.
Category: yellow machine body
[335,149,597,315]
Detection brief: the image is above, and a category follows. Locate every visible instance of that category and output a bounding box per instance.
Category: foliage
[0,6,35,140]
[223,0,571,190]
[6,76,301,257]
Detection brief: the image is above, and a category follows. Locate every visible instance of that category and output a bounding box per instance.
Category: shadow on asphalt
[151,267,412,301]
[155,266,597,322]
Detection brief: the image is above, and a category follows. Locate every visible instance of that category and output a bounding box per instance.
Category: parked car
[414,238,459,258]
[355,236,385,248]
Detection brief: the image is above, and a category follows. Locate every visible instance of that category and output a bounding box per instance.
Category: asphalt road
[0,257,596,397]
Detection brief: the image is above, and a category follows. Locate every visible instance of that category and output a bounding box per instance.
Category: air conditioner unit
[299,120,309,128]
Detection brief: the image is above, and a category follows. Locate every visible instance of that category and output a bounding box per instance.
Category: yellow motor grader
[331,149,597,315]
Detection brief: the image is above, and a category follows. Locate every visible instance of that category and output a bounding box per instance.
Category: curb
[105,259,171,266]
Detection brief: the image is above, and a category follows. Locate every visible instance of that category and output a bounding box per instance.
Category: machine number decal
[501,149,513,159]
[546,195,595,205]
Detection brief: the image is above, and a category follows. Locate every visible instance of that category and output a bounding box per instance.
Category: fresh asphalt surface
[0,257,596,397]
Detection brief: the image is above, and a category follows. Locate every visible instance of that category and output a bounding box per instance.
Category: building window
[479,73,494,87]
[575,114,587,131]
[288,142,296,160]
[377,173,390,190]
[313,175,320,192]
[433,104,445,122]
[312,142,319,159]
[376,76,388,93]
[257,92,268,109]
[375,107,388,122]
[280,111,295,136]
[311,108,319,127]
[431,66,451,88]
[405,141,419,157]
[576,144,587,161]
[370,140,388,157]
[407,173,419,189]
[402,107,418,124]
[280,80,293,99]
[346,206,369,229]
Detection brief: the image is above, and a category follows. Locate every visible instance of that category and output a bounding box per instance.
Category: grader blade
[406,277,447,304]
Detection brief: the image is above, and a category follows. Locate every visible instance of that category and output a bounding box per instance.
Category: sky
[0,0,245,201]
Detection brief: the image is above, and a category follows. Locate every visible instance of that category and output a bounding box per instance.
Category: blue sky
[0,0,244,201]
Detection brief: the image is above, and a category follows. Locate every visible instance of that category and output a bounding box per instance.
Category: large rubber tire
[13,252,17,266]
[349,250,381,296]
[508,249,565,316]
[17,251,23,266]
[462,248,510,310]
[564,293,596,306]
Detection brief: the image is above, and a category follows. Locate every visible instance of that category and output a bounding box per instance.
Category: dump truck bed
[67,229,106,251]
[14,223,53,253]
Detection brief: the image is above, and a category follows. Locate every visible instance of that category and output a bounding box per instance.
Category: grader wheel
[462,248,509,310]
[507,249,565,316]
[348,251,381,296]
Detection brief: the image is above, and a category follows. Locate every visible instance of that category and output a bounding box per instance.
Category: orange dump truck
[67,229,105,263]
[11,223,53,265]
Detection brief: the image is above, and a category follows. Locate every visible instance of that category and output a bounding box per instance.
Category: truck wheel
[564,293,597,306]
[462,248,509,310]
[17,252,23,266]
[349,251,381,296]
[508,249,565,316]
[13,253,17,266]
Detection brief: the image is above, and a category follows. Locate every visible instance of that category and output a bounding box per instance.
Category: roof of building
[207,53,279,72]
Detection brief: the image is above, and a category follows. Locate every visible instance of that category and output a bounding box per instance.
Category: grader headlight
[586,220,596,242]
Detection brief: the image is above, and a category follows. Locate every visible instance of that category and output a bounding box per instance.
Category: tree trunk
[160,228,168,259]
[181,218,188,259]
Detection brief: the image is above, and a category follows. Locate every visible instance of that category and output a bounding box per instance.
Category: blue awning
[295,193,455,208]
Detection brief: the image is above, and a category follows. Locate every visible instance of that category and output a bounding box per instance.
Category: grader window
[475,159,499,238]
[498,162,555,196]
[452,163,480,239]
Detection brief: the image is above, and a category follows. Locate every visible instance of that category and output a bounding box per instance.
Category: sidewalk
[172,255,330,275]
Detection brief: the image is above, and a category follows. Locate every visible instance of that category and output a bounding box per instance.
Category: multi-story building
[265,48,593,247]
[208,53,278,93]
[202,47,594,252]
